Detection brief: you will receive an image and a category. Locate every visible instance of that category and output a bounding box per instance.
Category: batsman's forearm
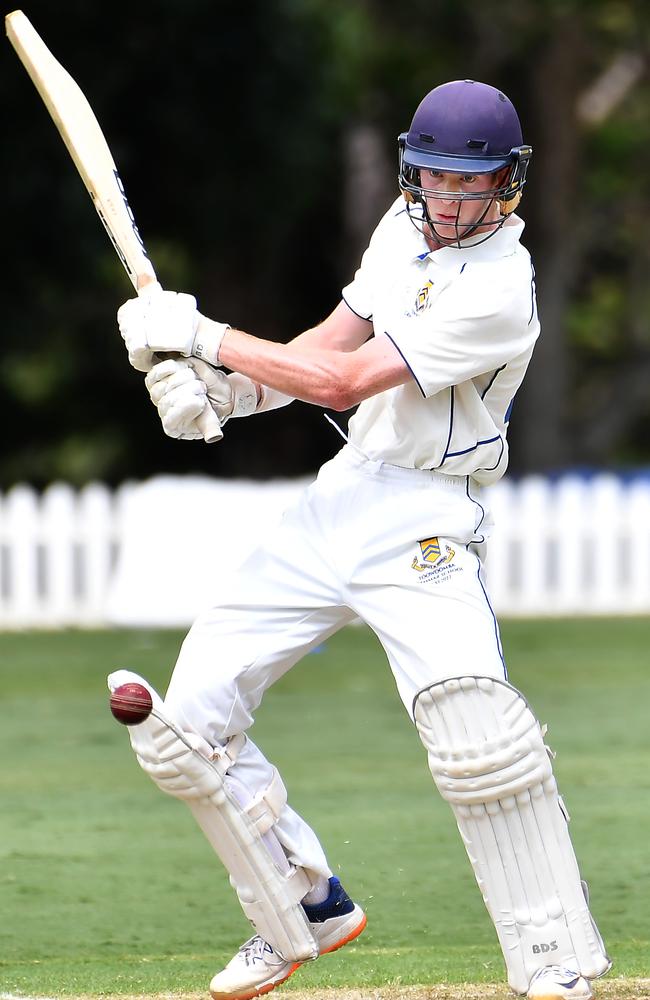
[219,328,357,411]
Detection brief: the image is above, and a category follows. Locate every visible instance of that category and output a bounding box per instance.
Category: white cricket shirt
[341,197,540,484]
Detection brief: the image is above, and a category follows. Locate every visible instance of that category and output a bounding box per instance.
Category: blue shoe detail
[302,876,355,923]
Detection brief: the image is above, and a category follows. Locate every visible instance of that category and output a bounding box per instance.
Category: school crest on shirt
[411,536,460,584]
[407,279,434,316]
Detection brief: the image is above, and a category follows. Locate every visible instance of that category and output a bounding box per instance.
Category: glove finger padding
[170,421,204,440]
[145,357,186,388]
[144,358,208,439]
[158,383,206,423]
[118,283,162,373]
[149,366,202,406]
[128,347,156,373]
[146,359,200,406]
[118,286,199,370]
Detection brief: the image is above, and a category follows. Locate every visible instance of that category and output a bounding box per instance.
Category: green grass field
[1,620,649,998]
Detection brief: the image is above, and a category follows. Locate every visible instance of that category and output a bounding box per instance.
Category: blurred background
[3,0,650,486]
[2,0,650,625]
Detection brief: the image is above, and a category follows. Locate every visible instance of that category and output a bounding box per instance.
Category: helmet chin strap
[498,188,521,215]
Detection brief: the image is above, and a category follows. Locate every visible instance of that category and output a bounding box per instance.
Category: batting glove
[145,358,212,440]
[118,284,230,372]
[189,358,259,423]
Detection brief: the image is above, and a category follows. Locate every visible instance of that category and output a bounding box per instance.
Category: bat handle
[136,271,158,291]
[137,276,224,444]
[196,401,224,443]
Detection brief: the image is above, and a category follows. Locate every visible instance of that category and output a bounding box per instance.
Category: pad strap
[244,766,288,835]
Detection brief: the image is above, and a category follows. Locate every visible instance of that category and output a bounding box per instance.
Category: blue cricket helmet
[398,80,531,216]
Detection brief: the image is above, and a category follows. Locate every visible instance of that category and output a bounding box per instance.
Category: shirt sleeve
[386,264,538,398]
[341,198,405,321]
[342,239,379,321]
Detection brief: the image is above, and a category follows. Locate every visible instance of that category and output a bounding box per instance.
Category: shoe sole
[528,984,594,1000]
[210,911,368,1000]
[528,994,593,1000]
[529,995,593,1000]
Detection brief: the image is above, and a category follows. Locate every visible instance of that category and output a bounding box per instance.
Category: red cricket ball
[109,681,153,725]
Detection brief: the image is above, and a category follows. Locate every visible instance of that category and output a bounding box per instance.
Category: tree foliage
[1,0,649,486]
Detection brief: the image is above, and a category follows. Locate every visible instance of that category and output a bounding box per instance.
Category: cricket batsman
[113,80,611,1000]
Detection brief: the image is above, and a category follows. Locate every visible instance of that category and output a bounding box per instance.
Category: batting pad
[413,676,610,994]
[108,670,317,963]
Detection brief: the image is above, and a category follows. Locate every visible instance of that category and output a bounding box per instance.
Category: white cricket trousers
[165,444,507,878]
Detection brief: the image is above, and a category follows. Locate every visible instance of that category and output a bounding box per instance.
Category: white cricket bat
[5,9,222,443]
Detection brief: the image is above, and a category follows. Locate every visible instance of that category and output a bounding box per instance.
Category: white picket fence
[1,472,650,628]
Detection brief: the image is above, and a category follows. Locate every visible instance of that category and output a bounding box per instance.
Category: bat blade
[6,8,155,289]
[5,10,222,442]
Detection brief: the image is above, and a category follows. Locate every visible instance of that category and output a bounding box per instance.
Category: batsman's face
[422,169,502,238]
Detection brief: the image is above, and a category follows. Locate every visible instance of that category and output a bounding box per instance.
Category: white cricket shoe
[209,876,366,1000]
[527,965,594,1000]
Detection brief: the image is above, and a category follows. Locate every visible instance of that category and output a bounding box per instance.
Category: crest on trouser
[411,536,455,572]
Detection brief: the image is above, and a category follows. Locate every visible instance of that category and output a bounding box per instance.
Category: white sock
[302,877,331,905]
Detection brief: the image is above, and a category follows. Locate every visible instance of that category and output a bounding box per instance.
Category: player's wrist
[192,314,231,366]
[226,373,259,418]
[256,385,294,413]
